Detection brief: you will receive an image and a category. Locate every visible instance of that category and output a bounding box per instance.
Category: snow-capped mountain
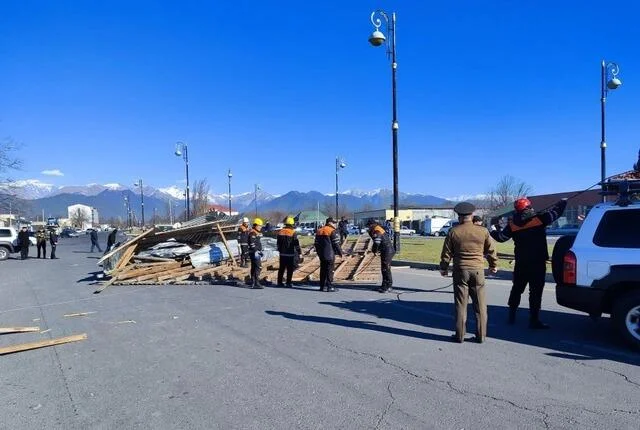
[0,179,56,199]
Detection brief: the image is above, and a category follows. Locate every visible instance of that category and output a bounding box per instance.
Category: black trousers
[50,244,57,259]
[340,232,348,245]
[240,245,249,266]
[20,245,29,260]
[250,252,262,285]
[90,241,102,252]
[37,242,47,258]
[319,259,335,289]
[509,260,547,319]
[381,252,394,288]
[278,256,295,285]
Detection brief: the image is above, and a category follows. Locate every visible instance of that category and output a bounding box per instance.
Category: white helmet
[242,217,250,223]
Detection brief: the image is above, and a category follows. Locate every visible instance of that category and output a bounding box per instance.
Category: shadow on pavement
[265,310,452,343]
[267,299,639,366]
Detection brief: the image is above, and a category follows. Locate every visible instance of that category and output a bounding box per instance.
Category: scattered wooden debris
[64,312,96,318]
[0,327,40,334]
[0,333,87,356]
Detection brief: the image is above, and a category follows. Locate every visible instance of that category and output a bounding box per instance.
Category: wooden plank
[352,254,376,281]
[115,245,137,271]
[64,312,96,318]
[156,264,197,281]
[0,327,40,334]
[0,333,87,356]
[217,224,238,268]
[97,227,156,265]
[117,262,180,281]
[333,257,352,278]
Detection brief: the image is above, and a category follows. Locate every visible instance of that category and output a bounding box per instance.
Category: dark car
[60,228,79,238]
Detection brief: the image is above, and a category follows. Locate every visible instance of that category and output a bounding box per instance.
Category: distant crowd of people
[17,226,59,260]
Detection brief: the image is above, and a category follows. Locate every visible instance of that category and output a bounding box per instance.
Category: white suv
[553,184,640,350]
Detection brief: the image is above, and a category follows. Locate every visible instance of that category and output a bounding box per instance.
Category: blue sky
[1,0,639,198]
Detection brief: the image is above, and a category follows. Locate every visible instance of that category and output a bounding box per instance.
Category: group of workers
[17,226,59,260]
[235,196,566,344]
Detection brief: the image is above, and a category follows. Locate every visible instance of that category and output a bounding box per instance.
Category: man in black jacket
[49,228,59,259]
[338,216,349,245]
[314,217,343,292]
[247,218,264,289]
[491,198,567,329]
[90,229,102,253]
[276,216,302,287]
[18,227,30,260]
[367,219,395,293]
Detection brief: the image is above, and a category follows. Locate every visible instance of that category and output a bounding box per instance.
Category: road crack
[573,360,640,389]
[374,382,395,430]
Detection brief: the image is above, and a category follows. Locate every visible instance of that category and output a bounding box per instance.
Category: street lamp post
[175,142,190,220]
[228,169,233,216]
[369,9,401,252]
[123,194,132,228]
[133,179,145,227]
[600,60,622,200]
[254,184,260,218]
[335,157,346,220]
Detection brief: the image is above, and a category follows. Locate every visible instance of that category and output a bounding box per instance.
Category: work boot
[507,308,517,325]
[252,283,264,289]
[276,283,285,288]
[327,287,337,292]
[529,319,550,329]
[285,283,293,288]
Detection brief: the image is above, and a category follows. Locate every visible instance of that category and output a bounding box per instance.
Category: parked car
[552,185,640,350]
[60,228,80,238]
[438,221,460,236]
[0,227,36,260]
[399,226,416,236]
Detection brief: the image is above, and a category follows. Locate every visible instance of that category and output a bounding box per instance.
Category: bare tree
[70,208,90,228]
[488,175,533,210]
[0,137,23,213]
[191,179,211,217]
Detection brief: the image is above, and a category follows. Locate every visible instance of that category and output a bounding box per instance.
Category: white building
[67,204,99,230]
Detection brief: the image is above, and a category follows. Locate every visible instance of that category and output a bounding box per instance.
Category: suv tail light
[563,251,577,285]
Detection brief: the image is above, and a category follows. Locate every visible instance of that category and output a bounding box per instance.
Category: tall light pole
[600,60,622,201]
[175,141,190,220]
[369,9,400,252]
[254,184,261,218]
[228,169,233,216]
[335,157,346,220]
[123,194,132,228]
[133,179,145,227]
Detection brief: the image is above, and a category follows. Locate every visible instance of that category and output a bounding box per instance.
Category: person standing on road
[277,216,302,287]
[338,216,349,245]
[247,218,264,289]
[491,197,567,329]
[36,227,47,259]
[314,217,343,292]
[238,217,251,267]
[18,226,30,260]
[90,228,102,253]
[440,202,498,343]
[49,227,59,259]
[367,218,396,293]
[106,228,118,254]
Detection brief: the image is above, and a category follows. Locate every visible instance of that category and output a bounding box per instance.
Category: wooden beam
[97,227,156,265]
[0,333,87,356]
[0,327,40,334]
[216,224,238,267]
[115,245,137,271]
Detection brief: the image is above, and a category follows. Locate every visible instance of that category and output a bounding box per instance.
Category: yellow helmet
[285,216,295,226]
[253,218,264,226]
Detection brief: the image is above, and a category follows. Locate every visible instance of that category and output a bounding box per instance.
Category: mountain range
[0,181,454,220]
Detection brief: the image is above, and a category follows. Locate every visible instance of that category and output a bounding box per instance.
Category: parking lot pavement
[0,234,637,429]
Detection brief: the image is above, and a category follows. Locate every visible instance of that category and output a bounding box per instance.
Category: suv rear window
[0,229,11,238]
[593,208,640,248]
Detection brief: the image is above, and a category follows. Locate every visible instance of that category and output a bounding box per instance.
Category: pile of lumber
[95,223,381,293]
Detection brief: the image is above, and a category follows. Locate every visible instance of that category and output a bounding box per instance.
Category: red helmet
[514,198,532,212]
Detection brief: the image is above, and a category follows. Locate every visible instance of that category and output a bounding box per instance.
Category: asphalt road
[1,233,637,429]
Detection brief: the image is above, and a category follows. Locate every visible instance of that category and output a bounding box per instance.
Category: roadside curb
[391,260,555,283]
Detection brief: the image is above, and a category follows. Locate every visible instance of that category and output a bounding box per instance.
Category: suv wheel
[613,291,640,351]
[0,246,9,261]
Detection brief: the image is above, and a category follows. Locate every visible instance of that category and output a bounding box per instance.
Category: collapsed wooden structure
[94,223,381,293]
